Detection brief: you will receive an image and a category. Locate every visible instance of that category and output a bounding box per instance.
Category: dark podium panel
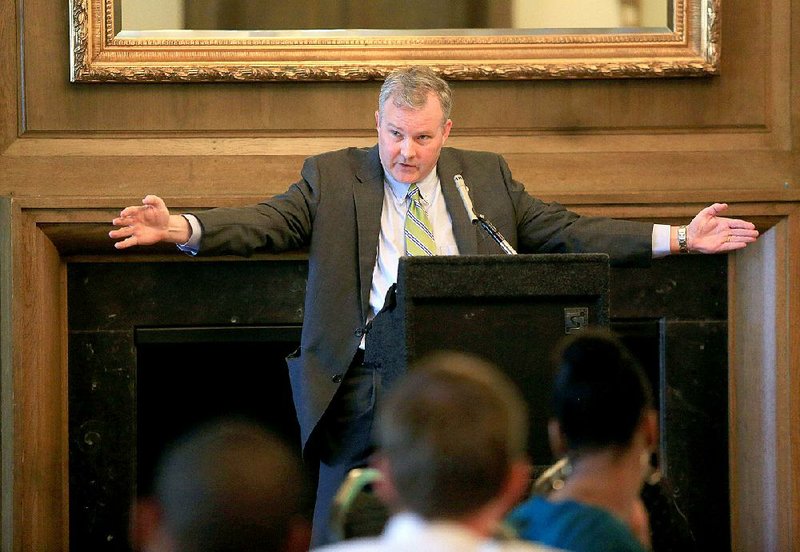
[365,253,610,466]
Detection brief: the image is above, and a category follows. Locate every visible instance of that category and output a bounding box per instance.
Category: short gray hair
[378,66,453,125]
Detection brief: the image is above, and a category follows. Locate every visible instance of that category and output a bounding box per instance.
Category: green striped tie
[404,184,436,256]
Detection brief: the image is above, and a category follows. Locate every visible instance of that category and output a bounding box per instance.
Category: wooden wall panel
[3,0,791,202]
[20,0,770,135]
[1,0,799,550]
[0,139,794,201]
[0,198,14,552]
[14,210,68,552]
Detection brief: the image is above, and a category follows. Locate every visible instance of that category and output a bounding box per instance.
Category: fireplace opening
[133,325,303,497]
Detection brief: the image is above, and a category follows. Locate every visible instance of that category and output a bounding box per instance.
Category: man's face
[375,93,452,184]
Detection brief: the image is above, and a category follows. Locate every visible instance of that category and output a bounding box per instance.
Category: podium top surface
[398,253,610,298]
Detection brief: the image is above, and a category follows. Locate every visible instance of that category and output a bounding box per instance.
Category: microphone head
[453,174,478,223]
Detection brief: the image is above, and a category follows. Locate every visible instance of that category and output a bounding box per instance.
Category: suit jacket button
[332,374,343,383]
[354,328,364,337]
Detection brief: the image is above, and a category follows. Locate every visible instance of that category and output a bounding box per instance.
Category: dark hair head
[378,66,453,125]
[155,418,311,552]
[376,351,528,520]
[552,330,654,456]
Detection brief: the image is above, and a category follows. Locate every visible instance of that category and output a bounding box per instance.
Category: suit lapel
[354,145,385,320]
[437,149,478,255]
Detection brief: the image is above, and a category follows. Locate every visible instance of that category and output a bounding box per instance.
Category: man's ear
[129,496,164,552]
[498,459,533,511]
[282,516,313,552]
[548,418,567,457]
[375,110,380,131]
[441,119,453,142]
[370,453,399,508]
[642,408,659,450]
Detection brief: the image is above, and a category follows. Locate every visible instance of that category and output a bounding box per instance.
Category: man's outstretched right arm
[109,195,192,249]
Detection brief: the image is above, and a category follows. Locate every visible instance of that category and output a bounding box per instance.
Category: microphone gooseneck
[453,174,517,255]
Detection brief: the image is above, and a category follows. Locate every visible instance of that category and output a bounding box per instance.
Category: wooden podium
[365,253,610,465]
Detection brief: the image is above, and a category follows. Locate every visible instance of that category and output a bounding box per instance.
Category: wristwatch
[677,225,689,254]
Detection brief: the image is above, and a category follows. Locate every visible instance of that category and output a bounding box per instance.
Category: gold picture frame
[69,0,720,83]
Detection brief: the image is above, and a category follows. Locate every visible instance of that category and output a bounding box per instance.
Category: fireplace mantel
[1,192,798,551]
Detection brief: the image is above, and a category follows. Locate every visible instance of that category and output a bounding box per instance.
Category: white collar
[385,166,440,205]
[382,512,480,543]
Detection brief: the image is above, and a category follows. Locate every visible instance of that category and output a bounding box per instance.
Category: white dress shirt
[367,166,458,322]
[312,512,561,552]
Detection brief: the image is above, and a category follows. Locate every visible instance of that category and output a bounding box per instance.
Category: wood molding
[12,207,68,552]
[0,150,795,199]
[0,197,15,552]
[4,132,790,158]
[0,0,19,153]
[11,189,800,210]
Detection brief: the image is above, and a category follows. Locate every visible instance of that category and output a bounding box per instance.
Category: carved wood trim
[69,0,720,82]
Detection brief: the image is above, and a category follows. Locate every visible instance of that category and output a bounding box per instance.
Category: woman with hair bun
[509,330,657,552]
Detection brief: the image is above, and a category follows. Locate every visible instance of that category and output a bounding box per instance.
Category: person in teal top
[510,496,647,552]
[508,330,656,552]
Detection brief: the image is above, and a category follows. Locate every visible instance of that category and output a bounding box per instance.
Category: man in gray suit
[110,66,758,546]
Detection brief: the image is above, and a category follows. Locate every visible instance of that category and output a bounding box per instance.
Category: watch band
[677,225,689,254]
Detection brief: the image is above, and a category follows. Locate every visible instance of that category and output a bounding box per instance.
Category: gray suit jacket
[194,145,653,451]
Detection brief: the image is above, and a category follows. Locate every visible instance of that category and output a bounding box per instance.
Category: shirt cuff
[175,214,202,256]
[651,224,671,258]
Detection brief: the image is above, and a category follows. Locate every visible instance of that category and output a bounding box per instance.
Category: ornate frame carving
[69,0,720,82]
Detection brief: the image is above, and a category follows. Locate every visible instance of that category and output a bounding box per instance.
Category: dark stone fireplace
[67,254,728,551]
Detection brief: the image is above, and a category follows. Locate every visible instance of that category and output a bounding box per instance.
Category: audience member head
[374,351,530,526]
[549,329,655,460]
[378,66,453,126]
[132,418,312,552]
[510,332,657,552]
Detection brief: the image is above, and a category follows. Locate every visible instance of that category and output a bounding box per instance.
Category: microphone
[454,174,479,223]
[454,174,517,255]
